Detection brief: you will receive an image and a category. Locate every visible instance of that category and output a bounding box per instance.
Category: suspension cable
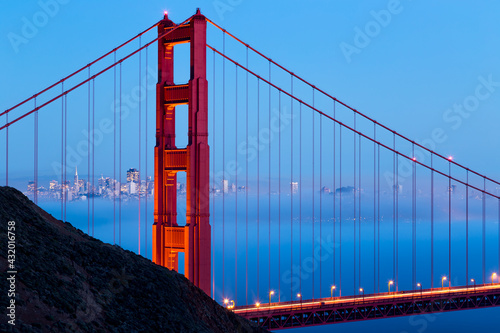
[1,22,161,118]
[206,18,500,189]
[206,45,500,199]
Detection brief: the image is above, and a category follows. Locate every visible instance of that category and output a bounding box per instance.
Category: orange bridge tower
[153,9,211,296]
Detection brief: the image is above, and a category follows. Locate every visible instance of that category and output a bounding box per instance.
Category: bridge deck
[234,284,500,330]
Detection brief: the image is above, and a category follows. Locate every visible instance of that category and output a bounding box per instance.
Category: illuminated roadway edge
[233,284,500,330]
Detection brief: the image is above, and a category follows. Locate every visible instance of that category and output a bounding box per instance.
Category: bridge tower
[153,9,211,295]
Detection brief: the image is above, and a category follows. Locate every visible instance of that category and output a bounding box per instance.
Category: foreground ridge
[0,186,265,333]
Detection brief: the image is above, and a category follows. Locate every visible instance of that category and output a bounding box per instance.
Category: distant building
[129,181,137,194]
[49,180,58,191]
[290,182,298,194]
[74,167,79,193]
[321,186,330,194]
[222,180,229,194]
[127,168,139,183]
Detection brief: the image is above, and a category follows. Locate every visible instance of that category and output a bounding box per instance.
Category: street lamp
[388,280,394,293]
[492,273,497,285]
[471,279,476,292]
[359,288,364,302]
[255,302,261,308]
[331,285,336,299]
[441,276,447,288]
[269,291,275,308]
[297,293,302,307]
[224,299,229,307]
[417,283,422,296]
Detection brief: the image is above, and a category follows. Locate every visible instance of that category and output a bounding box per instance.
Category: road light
[255,302,261,308]
[417,283,422,296]
[492,273,497,285]
[359,288,364,302]
[388,280,394,293]
[269,291,275,308]
[471,279,476,291]
[297,293,302,307]
[331,285,336,299]
[441,276,447,288]
[224,298,229,307]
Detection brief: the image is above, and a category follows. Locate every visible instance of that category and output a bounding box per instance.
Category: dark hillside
[0,186,266,333]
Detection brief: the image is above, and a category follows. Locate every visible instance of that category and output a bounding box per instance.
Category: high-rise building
[127,168,139,183]
[291,182,299,194]
[222,179,229,193]
[74,167,80,194]
[74,166,79,186]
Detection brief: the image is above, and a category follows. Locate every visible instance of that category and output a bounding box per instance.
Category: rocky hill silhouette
[0,186,266,332]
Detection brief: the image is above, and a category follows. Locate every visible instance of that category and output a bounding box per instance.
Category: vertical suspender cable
[431,155,434,288]
[87,71,90,232]
[268,61,271,297]
[466,170,469,285]
[339,125,342,296]
[483,178,486,283]
[353,114,356,295]
[412,145,415,288]
[392,134,396,286]
[278,90,281,302]
[65,82,68,222]
[358,133,361,291]
[4,113,7,186]
[235,65,238,303]
[257,78,260,299]
[245,47,249,305]
[396,154,399,289]
[34,97,38,205]
[92,78,95,236]
[319,112,323,298]
[312,89,315,299]
[64,93,68,222]
[290,76,293,302]
[245,48,249,305]
[119,63,122,246]
[113,52,117,245]
[377,141,380,293]
[414,145,417,288]
[373,125,376,292]
[138,37,142,255]
[299,102,302,296]
[449,159,451,284]
[145,46,148,258]
[222,32,226,298]
[333,102,336,289]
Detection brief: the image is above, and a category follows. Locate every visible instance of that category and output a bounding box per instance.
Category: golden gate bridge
[2,9,500,330]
